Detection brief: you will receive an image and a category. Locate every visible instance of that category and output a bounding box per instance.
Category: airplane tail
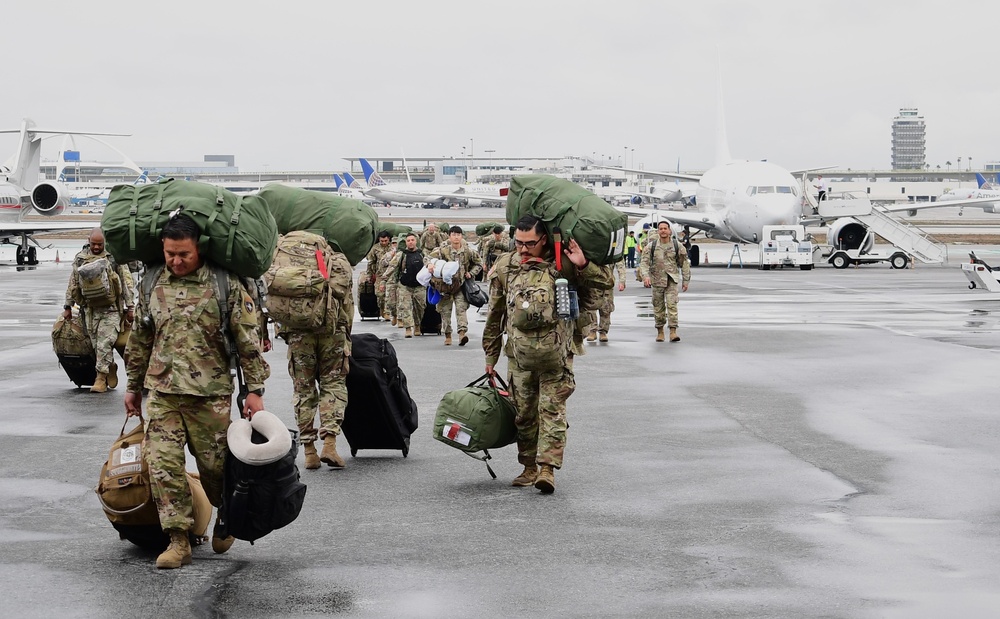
[134,170,150,185]
[976,172,992,189]
[333,174,344,190]
[343,172,363,188]
[360,158,386,186]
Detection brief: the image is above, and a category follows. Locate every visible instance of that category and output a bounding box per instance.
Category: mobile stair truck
[758,224,814,270]
[817,194,947,269]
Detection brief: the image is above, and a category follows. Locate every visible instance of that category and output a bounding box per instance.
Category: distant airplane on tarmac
[358,158,507,208]
[0,118,129,265]
[333,173,381,206]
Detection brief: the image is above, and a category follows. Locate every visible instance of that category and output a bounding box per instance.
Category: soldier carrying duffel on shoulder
[124,213,269,570]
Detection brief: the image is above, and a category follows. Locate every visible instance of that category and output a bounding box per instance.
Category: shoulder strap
[672,236,680,255]
[140,264,166,318]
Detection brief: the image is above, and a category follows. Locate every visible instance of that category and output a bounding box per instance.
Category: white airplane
[333,172,385,206]
[359,158,507,208]
[0,118,128,265]
[931,172,1000,214]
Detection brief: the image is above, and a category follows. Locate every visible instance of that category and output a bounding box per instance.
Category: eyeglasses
[514,238,543,249]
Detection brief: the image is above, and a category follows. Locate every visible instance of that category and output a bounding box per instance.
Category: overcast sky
[3,0,997,174]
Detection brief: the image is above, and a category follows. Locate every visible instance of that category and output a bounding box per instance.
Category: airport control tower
[891,107,926,170]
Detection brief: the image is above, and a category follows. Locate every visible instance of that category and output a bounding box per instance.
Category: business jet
[359,158,507,208]
[0,118,128,265]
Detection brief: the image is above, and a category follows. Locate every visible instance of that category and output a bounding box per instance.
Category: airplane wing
[879,195,1000,214]
[617,206,720,233]
[0,220,98,234]
[601,166,701,182]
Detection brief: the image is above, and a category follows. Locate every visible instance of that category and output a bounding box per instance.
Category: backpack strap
[648,238,657,279]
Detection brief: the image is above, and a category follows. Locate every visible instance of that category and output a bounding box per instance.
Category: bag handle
[98,414,151,516]
[469,372,509,392]
[461,448,497,480]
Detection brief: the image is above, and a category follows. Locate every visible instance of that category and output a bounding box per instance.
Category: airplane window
[757,186,775,194]
[777,186,793,194]
[746,187,756,196]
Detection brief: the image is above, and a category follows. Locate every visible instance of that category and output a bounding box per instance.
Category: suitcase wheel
[350,448,357,457]
[402,445,408,458]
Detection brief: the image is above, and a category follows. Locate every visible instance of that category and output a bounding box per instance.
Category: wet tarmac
[1,254,999,618]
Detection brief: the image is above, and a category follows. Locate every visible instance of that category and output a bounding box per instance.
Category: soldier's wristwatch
[63,304,72,310]
[249,388,264,396]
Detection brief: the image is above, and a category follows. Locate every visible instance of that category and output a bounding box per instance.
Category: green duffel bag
[378,222,412,238]
[259,184,378,266]
[103,178,278,278]
[506,174,628,265]
[475,221,501,237]
[433,373,517,478]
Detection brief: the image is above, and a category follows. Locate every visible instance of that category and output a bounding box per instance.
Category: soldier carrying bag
[433,373,518,479]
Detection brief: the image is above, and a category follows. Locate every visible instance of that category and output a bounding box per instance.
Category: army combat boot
[534,465,556,494]
[669,327,680,342]
[414,326,422,336]
[212,517,235,554]
[106,362,119,389]
[599,332,609,343]
[458,331,469,346]
[303,442,321,470]
[90,372,108,393]
[320,435,346,469]
[655,327,665,343]
[156,530,192,569]
[405,327,413,338]
[444,333,453,346]
[586,331,597,342]
[512,464,538,487]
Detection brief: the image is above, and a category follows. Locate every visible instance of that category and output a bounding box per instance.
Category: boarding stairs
[817,194,947,264]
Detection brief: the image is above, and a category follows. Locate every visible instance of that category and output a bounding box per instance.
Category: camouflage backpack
[264,231,338,331]
[76,255,120,308]
[504,258,567,372]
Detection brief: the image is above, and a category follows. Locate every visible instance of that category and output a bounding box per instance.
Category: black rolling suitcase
[343,333,418,457]
[420,302,442,335]
[58,354,98,388]
[358,280,380,320]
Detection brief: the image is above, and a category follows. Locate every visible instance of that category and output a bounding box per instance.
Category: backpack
[264,231,335,331]
[217,427,306,543]
[505,258,567,372]
[76,255,120,308]
[433,373,517,478]
[397,250,424,287]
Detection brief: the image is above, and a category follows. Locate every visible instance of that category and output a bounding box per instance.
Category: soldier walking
[386,232,427,338]
[427,226,483,346]
[585,260,627,343]
[365,231,393,319]
[124,213,269,569]
[418,223,446,256]
[640,220,691,342]
[63,228,134,392]
[483,215,613,493]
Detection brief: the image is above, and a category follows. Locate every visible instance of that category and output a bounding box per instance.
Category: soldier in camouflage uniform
[640,220,691,342]
[378,240,401,326]
[365,231,393,319]
[483,215,613,494]
[482,225,510,274]
[62,228,135,393]
[384,232,427,338]
[585,259,627,343]
[418,223,446,256]
[283,248,354,471]
[124,214,269,569]
[426,226,483,346]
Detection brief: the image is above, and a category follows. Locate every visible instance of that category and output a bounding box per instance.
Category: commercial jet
[333,173,382,206]
[358,158,507,208]
[0,119,128,265]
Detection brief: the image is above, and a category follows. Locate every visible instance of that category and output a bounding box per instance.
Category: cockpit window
[757,186,775,194]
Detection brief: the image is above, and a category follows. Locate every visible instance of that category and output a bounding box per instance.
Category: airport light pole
[485,149,495,182]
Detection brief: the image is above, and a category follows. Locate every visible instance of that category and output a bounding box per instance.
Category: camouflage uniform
[482,232,510,273]
[365,242,392,316]
[378,245,399,321]
[587,260,627,337]
[639,236,691,328]
[419,229,446,256]
[64,245,134,374]
[426,241,483,337]
[386,247,427,329]
[284,251,354,445]
[483,251,613,469]
[126,262,269,532]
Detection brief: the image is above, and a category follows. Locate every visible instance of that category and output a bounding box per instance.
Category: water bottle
[555,278,571,318]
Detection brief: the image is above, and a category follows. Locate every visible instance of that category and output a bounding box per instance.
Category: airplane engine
[983,205,998,214]
[30,181,69,216]
[827,217,873,252]
[466,198,483,208]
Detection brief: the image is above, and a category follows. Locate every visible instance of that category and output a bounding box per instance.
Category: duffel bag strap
[461,448,497,480]
[226,195,244,266]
